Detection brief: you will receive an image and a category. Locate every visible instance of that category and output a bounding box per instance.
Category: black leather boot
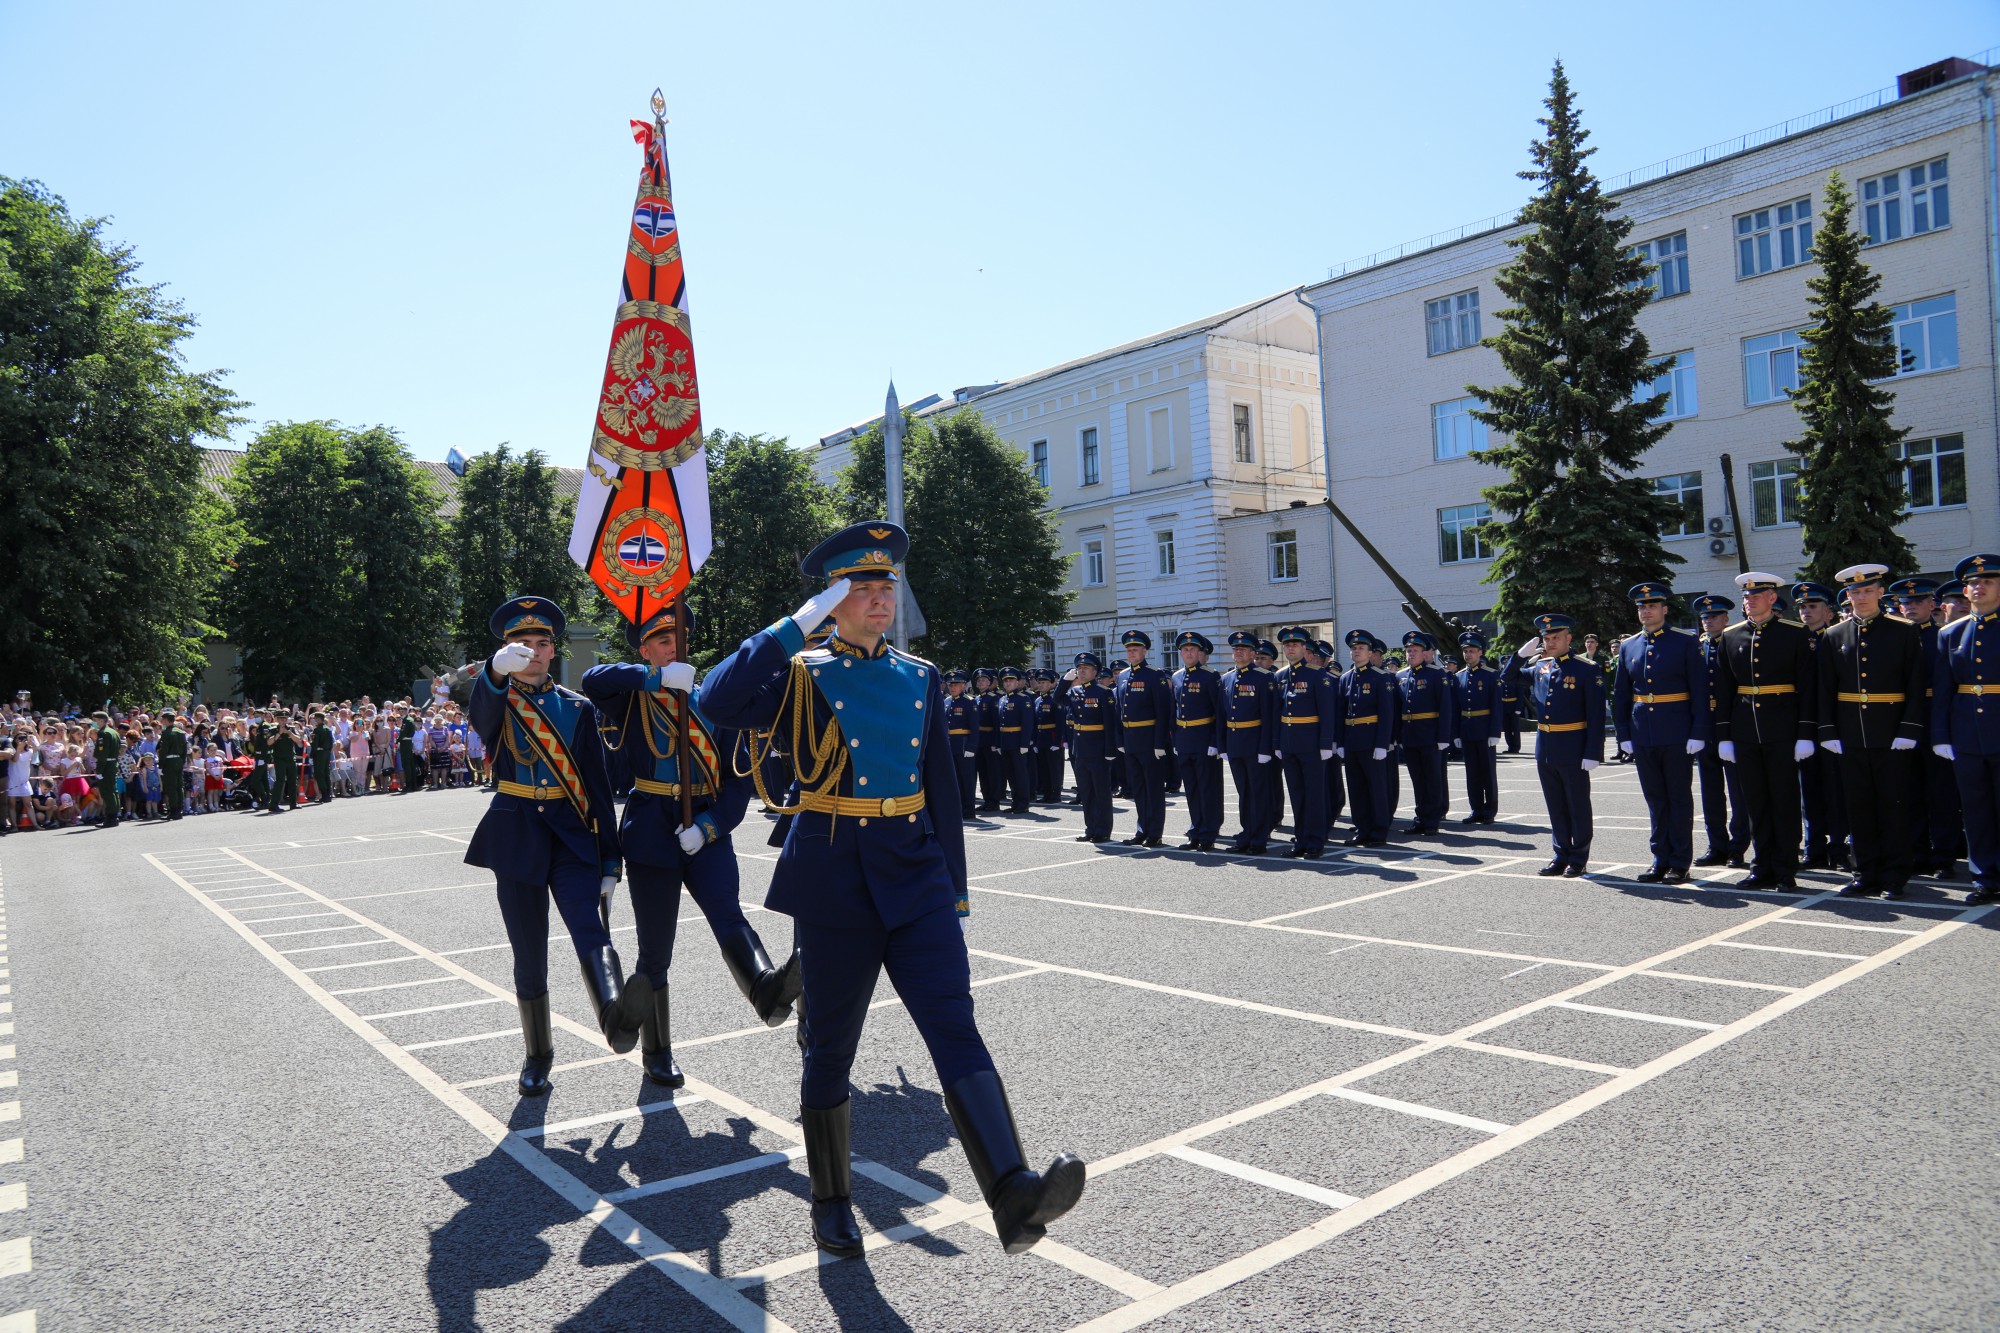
[801,1101,863,1257]
[944,1069,1086,1256]
[579,946,648,1055]
[517,993,555,1097]
[640,980,684,1088]
[718,926,802,1027]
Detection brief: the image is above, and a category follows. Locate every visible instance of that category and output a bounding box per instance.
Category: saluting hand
[491,642,535,676]
[790,578,852,638]
[1515,637,1544,660]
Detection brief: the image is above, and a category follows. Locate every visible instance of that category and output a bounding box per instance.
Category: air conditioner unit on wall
[1710,535,1738,558]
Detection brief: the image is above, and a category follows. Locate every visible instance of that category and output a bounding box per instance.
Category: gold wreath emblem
[598,507,687,596]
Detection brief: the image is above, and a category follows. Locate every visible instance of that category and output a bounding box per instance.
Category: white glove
[1335,746,1346,759]
[599,875,618,896]
[1890,737,1917,751]
[1581,759,1600,771]
[491,642,534,676]
[658,662,696,693]
[1718,740,1737,764]
[1686,739,1705,755]
[1934,743,1955,760]
[1257,753,1271,764]
[789,578,851,639]
[1516,637,1543,659]
[1822,739,1842,754]
[959,917,968,935]
[1319,748,1334,761]
[1488,737,1500,748]
[1437,742,1449,751]
[1619,741,1635,756]
[1793,740,1815,762]
[963,750,975,759]
[677,824,705,855]
[1206,746,1218,758]
[1372,747,1387,761]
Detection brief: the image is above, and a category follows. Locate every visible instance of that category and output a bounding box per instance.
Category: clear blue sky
[4,2,1992,464]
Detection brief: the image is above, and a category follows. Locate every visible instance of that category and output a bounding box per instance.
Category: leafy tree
[1469,63,1680,642]
[333,426,453,695]
[1784,172,1915,584]
[448,445,585,662]
[0,178,242,706]
[225,422,354,700]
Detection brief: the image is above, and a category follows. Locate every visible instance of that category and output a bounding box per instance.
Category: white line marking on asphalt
[1553,1001,1723,1031]
[0,1073,16,1090]
[1251,858,1534,924]
[1166,1145,1359,1210]
[402,1028,522,1051]
[0,1184,21,1213]
[257,925,376,940]
[210,892,299,905]
[726,1198,991,1288]
[1711,940,1867,961]
[0,1142,19,1166]
[0,1105,19,1125]
[360,997,510,1021]
[0,1238,27,1277]
[601,1147,806,1203]
[1642,969,1797,993]
[228,911,342,924]
[1324,943,1369,958]
[1500,962,1546,979]
[331,882,489,904]
[1766,918,1920,936]
[278,938,401,956]
[1453,1041,1626,1075]
[1479,930,1541,937]
[327,975,459,997]
[520,1097,710,1140]
[1321,1087,1511,1135]
[260,849,463,869]
[298,955,425,974]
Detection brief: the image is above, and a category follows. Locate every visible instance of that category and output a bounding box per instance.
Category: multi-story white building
[1301,55,1999,643]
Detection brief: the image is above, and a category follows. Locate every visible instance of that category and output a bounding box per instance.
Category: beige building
[1302,57,1999,644]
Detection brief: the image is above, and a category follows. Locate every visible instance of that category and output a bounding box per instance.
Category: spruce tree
[1470,63,1680,643]
[1785,172,1915,584]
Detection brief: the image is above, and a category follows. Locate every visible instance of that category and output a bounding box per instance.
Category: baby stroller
[219,755,261,810]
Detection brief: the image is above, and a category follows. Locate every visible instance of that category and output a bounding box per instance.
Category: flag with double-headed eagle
[567,91,713,621]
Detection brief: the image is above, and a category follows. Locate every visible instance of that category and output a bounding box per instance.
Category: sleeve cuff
[770,618,806,655]
[694,812,719,844]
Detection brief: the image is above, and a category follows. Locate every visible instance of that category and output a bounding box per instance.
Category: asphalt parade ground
[5,754,1998,1331]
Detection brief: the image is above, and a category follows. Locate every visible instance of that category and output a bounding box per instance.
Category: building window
[1088,634,1107,660]
[1029,439,1048,487]
[1146,407,1174,472]
[1883,294,1958,378]
[1425,288,1481,355]
[1268,529,1299,582]
[1039,637,1057,673]
[1431,396,1489,460]
[1080,427,1101,486]
[1736,197,1813,278]
[1637,353,1699,420]
[1232,404,1254,463]
[1863,157,1949,245]
[1653,471,1705,538]
[1631,231,1690,299]
[1749,458,1803,528]
[1898,434,1966,511]
[1160,627,1178,657]
[1743,330,1805,405]
[1155,529,1176,577]
[1081,536,1105,587]
[1438,503,1493,564]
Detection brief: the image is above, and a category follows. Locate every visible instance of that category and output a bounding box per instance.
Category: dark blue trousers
[1537,759,1593,867]
[1005,749,1034,813]
[1074,756,1114,840]
[954,751,977,818]
[1698,747,1749,855]
[495,842,611,1000]
[1926,749,1967,863]
[1952,753,2000,892]
[1227,757,1265,847]
[1124,749,1167,840]
[1255,760,1281,841]
[1324,754,1345,829]
[1281,752,1326,852]
[1633,745,1694,871]
[627,843,753,989]
[1177,753,1224,841]
[1801,750,1849,862]
[1404,743,1448,826]
[795,903,992,1110]
[1384,750,1402,825]
[1462,741,1498,819]
[1342,749,1392,841]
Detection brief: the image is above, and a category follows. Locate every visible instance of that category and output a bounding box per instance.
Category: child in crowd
[203,744,225,812]
[464,724,486,787]
[139,753,163,820]
[448,732,469,787]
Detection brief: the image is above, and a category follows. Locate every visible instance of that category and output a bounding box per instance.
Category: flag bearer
[1612,583,1709,884]
[1502,613,1605,876]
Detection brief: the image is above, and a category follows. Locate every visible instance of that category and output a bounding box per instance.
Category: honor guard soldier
[398,706,424,792]
[972,669,1003,811]
[942,670,979,819]
[1339,630,1398,846]
[1940,579,1972,624]
[1220,631,1279,855]
[700,521,1085,1259]
[1891,576,1965,879]
[1932,554,2000,905]
[1793,582,1852,872]
[1453,633,1502,823]
[1613,583,1710,883]
[268,718,300,812]
[91,711,121,827]
[994,668,1034,814]
[1170,632,1225,851]
[1255,638,1288,822]
[1273,628,1337,858]
[1500,666,1524,753]
[1065,652,1120,842]
[158,710,188,821]
[582,603,802,1088]
[1395,631,1457,835]
[1712,573,1819,890]
[309,709,334,804]
[1031,669,1066,802]
[467,595,645,1096]
[1312,639,1347,829]
[1692,596,1751,867]
[1502,614,1605,875]
[1115,631,1171,847]
[1815,564,1927,899]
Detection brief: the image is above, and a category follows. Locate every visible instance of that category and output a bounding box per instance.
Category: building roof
[195,447,586,521]
[974,291,1296,401]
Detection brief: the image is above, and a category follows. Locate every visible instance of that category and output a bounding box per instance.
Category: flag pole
[649,87,697,836]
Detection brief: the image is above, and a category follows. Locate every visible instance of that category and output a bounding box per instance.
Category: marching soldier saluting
[1692,596,1751,868]
[1815,564,1926,899]
[1452,633,1501,823]
[1713,572,1819,891]
[466,595,645,1096]
[1502,614,1605,876]
[1065,652,1120,842]
[1220,631,1279,855]
[1395,631,1456,835]
[1170,632,1225,852]
[1339,630,1397,847]
[943,670,979,820]
[1793,583,1851,872]
[1274,627,1337,859]
[1613,582,1709,884]
[700,521,1084,1260]
[1891,576,1966,880]
[1932,553,2000,905]
[581,603,802,1088]
[1116,631,1170,847]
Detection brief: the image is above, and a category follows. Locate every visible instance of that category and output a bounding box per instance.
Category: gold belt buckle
[880,797,897,817]
[1974,684,1987,696]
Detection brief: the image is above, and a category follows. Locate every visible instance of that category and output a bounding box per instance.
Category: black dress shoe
[1880,884,1906,900]
[1801,853,1830,871]
[1237,843,1268,856]
[1073,834,1093,842]
[1837,878,1875,897]
[1342,834,1365,847]
[1560,864,1583,878]
[1401,824,1428,836]
[1537,861,1565,876]
[1179,840,1203,851]
[1727,854,1751,870]
[1967,886,2000,906]
[1119,835,1146,846]
[1634,866,1667,883]
[1359,838,1391,848]
[1661,869,1689,885]
[1141,837,1165,848]
[1694,850,1730,867]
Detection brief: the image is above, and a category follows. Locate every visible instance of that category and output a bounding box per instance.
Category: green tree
[1784,172,1915,585]
[448,445,585,661]
[225,422,354,701]
[0,178,242,706]
[1469,63,1680,642]
[334,426,454,695]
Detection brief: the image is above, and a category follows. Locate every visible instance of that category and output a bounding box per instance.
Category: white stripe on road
[517,1097,710,1140]
[401,1028,521,1051]
[1710,940,1867,961]
[1320,1086,1511,1135]
[1553,1000,1723,1031]
[601,1147,806,1204]
[1167,1145,1359,1210]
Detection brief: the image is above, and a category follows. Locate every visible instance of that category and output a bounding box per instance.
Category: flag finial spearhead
[650,88,667,121]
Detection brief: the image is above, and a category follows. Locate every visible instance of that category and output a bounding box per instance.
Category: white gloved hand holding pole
[491,642,535,677]
[677,824,705,855]
[658,662,696,693]
[789,578,851,640]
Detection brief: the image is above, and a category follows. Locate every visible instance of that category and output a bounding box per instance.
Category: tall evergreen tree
[1784,172,1915,584]
[448,445,585,661]
[225,422,354,701]
[1469,63,1680,642]
[334,426,454,696]
[0,178,242,706]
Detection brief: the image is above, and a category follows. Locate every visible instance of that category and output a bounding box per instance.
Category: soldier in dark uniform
[1272,628,1337,858]
[1395,631,1456,835]
[1501,613,1605,876]
[1219,631,1279,855]
[1933,554,2000,905]
[1892,577,1965,879]
[701,521,1085,1259]
[994,668,1034,814]
[1500,666,1524,753]
[1793,582,1851,872]
[1452,632,1502,823]
[1940,578,1972,624]
[309,709,334,804]
[1815,564,1927,899]
[91,711,121,827]
[1311,639,1347,831]
[582,603,802,1087]
[972,669,1003,812]
[1339,630,1398,847]
[942,670,979,820]
[466,595,644,1096]
[268,719,300,812]
[398,707,424,793]
[1692,596,1751,868]
[1115,631,1170,847]
[1031,669,1066,802]
[1613,582,1710,884]
[1713,572,1819,891]
[1065,652,1120,842]
[241,713,268,809]
[1170,632,1224,851]
[158,710,188,821]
